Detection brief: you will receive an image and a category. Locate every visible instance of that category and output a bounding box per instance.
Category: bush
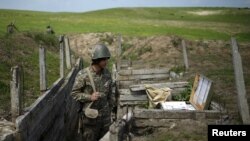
[172,83,192,101]
[169,65,185,74]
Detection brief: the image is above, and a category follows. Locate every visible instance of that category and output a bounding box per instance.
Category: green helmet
[91,44,111,60]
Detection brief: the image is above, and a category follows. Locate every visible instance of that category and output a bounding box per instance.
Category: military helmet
[91,44,111,60]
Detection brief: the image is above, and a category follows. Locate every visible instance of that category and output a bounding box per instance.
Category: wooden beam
[231,37,250,124]
[117,74,169,81]
[134,109,196,119]
[39,45,47,92]
[59,35,65,78]
[129,82,189,91]
[120,94,148,101]
[64,36,72,69]
[10,66,23,122]
[118,68,169,76]
[182,40,189,70]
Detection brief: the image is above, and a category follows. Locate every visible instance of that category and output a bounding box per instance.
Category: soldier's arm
[71,69,92,103]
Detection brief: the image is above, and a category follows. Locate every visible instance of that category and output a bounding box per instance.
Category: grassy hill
[0,32,60,119]
[0,7,250,41]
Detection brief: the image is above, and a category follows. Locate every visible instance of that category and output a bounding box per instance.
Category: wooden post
[10,66,22,122]
[231,37,250,124]
[116,34,122,72]
[39,45,47,92]
[182,40,189,70]
[64,36,72,69]
[59,35,64,78]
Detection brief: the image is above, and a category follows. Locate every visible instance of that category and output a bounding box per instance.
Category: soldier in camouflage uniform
[71,44,115,141]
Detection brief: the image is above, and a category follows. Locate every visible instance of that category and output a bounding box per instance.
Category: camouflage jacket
[71,66,115,112]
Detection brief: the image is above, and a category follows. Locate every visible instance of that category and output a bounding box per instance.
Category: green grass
[0,7,250,42]
[0,33,60,113]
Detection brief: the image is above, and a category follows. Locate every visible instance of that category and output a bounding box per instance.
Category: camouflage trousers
[80,109,111,141]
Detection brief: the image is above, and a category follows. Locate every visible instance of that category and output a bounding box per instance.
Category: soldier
[71,44,115,141]
[7,22,18,34]
[46,25,55,34]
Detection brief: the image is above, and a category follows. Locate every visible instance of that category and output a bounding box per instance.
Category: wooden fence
[15,58,82,141]
[1,35,81,141]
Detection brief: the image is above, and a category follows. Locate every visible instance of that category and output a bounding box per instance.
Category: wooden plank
[10,66,23,122]
[134,109,196,119]
[130,60,145,66]
[129,82,189,91]
[64,36,72,69]
[231,37,250,124]
[59,36,64,78]
[182,40,189,70]
[117,74,169,81]
[120,95,148,101]
[204,110,223,119]
[134,119,186,127]
[189,74,213,110]
[118,68,169,75]
[119,89,132,95]
[119,88,187,96]
[39,45,47,91]
[119,101,148,106]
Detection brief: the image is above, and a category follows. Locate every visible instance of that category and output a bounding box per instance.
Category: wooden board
[117,74,169,81]
[129,82,189,91]
[133,109,221,119]
[118,68,169,76]
[189,74,213,110]
[120,95,148,101]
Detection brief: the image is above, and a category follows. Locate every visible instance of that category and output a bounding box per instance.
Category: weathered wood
[117,74,169,81]
[59,35,65,78]
[129,82,189,91]
[119,87,187,98]
[133,109,220,120]
[15,58,83,141]
[10,66,23,122]
[112,64,117,82]
[118,68,169,76]
[231,37,250,124]
[182,40,189,70]
[64,36,72,69]
[189,74,213,110]
[120,95,148,101]
[116,34,122,71]
[134,119,184,127]
[119,101,148,106]
[39,45,47,92]
[119,80,169,88]
[133,109,196,119]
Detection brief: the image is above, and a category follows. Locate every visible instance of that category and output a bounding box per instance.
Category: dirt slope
[69,33,250,117]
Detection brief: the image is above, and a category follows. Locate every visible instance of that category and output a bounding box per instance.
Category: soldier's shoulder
[77,68,88,76]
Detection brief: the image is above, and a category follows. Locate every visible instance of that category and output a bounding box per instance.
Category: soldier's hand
[91,92,100,101]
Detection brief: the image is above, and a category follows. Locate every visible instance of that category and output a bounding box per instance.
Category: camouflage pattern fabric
[71,66,115,141]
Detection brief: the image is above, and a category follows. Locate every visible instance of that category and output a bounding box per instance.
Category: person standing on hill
[46,25,55,34]
[71,44,116,141]
[7,22,18,34]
